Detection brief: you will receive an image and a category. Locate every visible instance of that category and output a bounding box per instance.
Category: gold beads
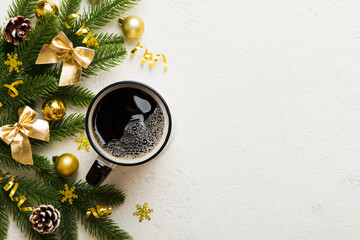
[35,0,59,19]
[54,153,79,177]
[118,16,145,39]
[42,98,66,121]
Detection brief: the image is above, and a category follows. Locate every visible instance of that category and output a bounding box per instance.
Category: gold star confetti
[75,133,90,152]
[4,53,22,73]
[133,203,153,222]
[59,184,78,205]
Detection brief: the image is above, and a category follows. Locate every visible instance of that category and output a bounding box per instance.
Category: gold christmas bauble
[118,16,145,39]
[35,0,59,19]
[42,98,66,121]
[54,153,79,177]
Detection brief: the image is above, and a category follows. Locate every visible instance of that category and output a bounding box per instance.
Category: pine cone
[29,205,61,234]
[3,16,31,46]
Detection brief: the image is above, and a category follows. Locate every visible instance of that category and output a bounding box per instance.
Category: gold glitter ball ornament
[53,153,79,177]
[35,0,59,19]
[118,16,145,39]
[42,98,66,121]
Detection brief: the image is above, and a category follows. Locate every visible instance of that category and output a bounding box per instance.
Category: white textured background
[3,0,360,239]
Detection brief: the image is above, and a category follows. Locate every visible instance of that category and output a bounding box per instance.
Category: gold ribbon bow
[35,32,95,86]
[0,106,49,165]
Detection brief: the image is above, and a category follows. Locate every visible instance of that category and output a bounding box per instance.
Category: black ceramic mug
[85,81,172,186]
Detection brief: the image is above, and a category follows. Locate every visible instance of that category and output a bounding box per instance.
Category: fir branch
[52,86,95,108]
[0,107,18,126]
[57,204,78,240]
[82,43,127,78]
[14,177,60,205]
[17,14,61,74]
[83,0,140,29]
[7,0,38,18]
[75,181,126,207]
[83,216,133,240]
[95,32,125,45]
[32,154,64,188]
[0,75,58,108]
[59,0,82,21]
[75,204,133,240]
[0,149,31,171]
[49,113,86,141]
[0,197,10,240]
[0,32,6,85]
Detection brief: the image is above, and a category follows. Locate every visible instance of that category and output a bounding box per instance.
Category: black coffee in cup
[92,87,165,159]
[85,81,171,186]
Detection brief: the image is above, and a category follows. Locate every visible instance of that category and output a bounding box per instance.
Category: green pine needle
[83,0,140,30]
[32,154,64,187]
[82,42,127,78]
[0,198,10,240]
[52,86,95,108]
[57,204,78,240]
[0,149,31,171]
[0,39,6,85]
[59,0,82,21]
[78,210,133,240]
[17,14,61,74]
[75,181,126,207]
[0,75,58,107]
[49,113,86,141]
[0,107,18,126]
[13,176,60,205]
[7,0,38,18]
[95,32,125,45]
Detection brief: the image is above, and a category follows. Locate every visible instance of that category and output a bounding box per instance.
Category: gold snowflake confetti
[133,203,153,222]
[4,53,22,73]
[59,184,78,205]
[75,132,90,152]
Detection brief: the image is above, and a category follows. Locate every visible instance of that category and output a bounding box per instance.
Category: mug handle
[86,156,116,186]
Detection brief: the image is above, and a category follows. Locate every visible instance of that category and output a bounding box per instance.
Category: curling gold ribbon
[3,80,24,97]
[0,173,35,211]
[86,205,112,219]
[0,106,49,165]
[64,13,100,48]
[0,80,24,108]
[35,32,95,86]
[130,41,168,70]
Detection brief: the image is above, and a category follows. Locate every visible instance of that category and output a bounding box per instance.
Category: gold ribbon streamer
[86,205,112,219]
[0,106,49,165]
[0,173,35,211]
[35,32,95,86]
[64,13,100,48]
[130,41,168,70]
[3,80,24,97]
[0,80,24,108]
